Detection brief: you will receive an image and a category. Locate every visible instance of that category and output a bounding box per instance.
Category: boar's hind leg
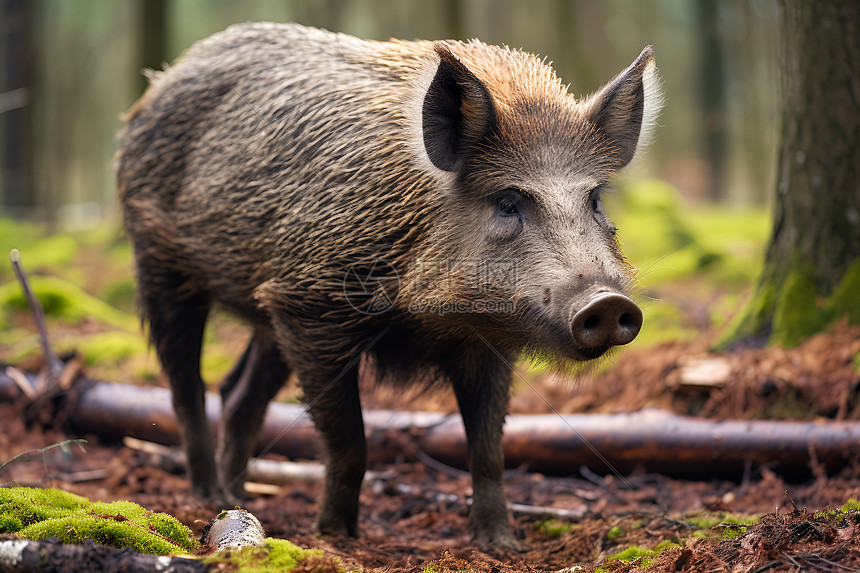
[448,352,520,551]
[302,363,365,537]
[216,336,290,499]
[136,260,221,501]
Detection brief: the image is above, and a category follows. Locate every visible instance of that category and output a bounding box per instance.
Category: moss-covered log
[725,0,860,348]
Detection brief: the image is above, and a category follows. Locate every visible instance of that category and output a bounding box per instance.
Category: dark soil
[2,322,860,571]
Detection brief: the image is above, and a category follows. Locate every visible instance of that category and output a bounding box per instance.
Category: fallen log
[1,372,859,480]
[0,538,207,573]
[421,409,860,479]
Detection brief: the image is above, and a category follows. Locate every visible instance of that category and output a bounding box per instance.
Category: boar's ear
[422,44,496,172]
[583,46,662,169]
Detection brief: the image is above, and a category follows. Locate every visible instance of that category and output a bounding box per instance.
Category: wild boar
[117,22,661,549]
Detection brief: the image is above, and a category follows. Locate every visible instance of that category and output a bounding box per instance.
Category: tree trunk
[138,0,167,97]
[726,0,860,348]
[0,0,33,217]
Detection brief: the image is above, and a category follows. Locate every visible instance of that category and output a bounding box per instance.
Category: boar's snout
[570,292,642,352]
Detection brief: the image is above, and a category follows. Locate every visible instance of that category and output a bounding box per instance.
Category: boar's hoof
[473,527,522,552]
[314,515,359,538]
[571,293,642,350]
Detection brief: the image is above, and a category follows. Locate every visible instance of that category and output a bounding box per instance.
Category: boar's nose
[570,293,642,349]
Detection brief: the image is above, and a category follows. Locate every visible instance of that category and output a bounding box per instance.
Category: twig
[508,502,587,521]
[415,448,469,478]
[0,439,88,476]
[784,489,799,511]
[9,249,63,382]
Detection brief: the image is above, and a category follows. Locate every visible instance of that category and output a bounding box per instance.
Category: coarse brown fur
[117,22,661,549]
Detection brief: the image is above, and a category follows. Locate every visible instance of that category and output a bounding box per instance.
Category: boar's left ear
[583,46,662,169]
[422,44,497,172]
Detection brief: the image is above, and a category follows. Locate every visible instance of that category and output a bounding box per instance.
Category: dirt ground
[1,322,859,571]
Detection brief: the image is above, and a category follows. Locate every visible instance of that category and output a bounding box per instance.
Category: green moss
[722,525,747,540]
[653,540,680,552]
[606,525,624,539]
[422,564,440,573]
[721,256,860,351]
[842,499,860,512]
[536,518,573,539]
[203,537,324,572]
[607,545,651,562]
[600,539,680,570]
[719,515,761,540]
[685,511,762,541]
[0,514,23,532]
[0,487,197,555]
[827,258,860,324]
[771,264,830,348]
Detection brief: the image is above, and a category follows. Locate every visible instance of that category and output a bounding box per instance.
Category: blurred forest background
[0,0,785,382]
[1,0,780,225]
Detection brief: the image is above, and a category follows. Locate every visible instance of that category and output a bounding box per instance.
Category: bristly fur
[117,22,661,547]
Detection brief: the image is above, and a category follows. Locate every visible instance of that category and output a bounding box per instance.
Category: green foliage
[71,331,147,366]
[0,275,138,332]
[0,487,198,555]
[0,219,78,280]
[203,537,324,572]
[536,518,573,539]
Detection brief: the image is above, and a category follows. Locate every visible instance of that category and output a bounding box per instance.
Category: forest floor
[2,321,859,572]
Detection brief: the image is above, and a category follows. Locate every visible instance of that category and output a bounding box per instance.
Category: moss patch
[721,256,860,350]
[0,487,197,555]
[771,264,830,347]
[203,537,326,572]
[827,258,860,324]
[536,518,574,539]
[606,525,624,539]
[596,539,681,571]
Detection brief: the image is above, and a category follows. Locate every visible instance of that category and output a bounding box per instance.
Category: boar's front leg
[447,349,520,551]
[301,362,366,537]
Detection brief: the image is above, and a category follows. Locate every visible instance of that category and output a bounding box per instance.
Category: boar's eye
[590,187,616,231]
[496,190,522,217]
[499,198,518,216]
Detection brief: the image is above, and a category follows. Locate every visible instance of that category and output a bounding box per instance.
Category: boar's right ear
[582,46,662,169]
[422,44,496,172]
